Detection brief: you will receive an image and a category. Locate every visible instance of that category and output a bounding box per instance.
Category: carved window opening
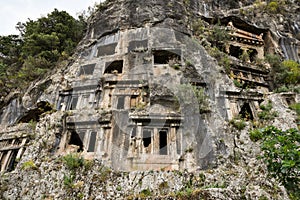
[131,127,137,138]
[6,149,18,172]
[69,131,84,152]
[159,129,168,155]
[78,64,96,76]
[79,95,89,109]
[97,43,117,57]
[88,132,97,152]
[69,96,78,110]
[130,96,137,108]
[248,48,258,62]
[117,96,125,109]
[229,45,243,59]
[239,103,254,121]
[142,129,152,148]
[153,50,181,65]
[104,60,123,74]
[57,93,71,111]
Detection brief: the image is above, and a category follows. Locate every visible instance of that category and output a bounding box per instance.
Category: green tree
[21,9,86,61]
[0,9,87,108]
[250,126,300,197]
[266,54,300,90]
[0,35,23,65]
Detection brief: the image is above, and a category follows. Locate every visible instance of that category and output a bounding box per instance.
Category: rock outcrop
[0,0,299,199]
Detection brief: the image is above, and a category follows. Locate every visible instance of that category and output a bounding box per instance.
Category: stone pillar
[170,126,177,157]
[2,150,12,171]
[153,128,159,155]
[136,124,142,155]
[96,128,105,158]
[16,138,27,160]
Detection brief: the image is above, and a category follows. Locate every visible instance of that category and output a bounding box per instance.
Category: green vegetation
[62,153,88,190]
[258,101,278,122]
[63,173,75,189]
[267,1,280,13]
[0,9,86,105]
[98,166,112,182]
[249,126,300,198]
[249,128,263,142]
[233,79,243,88]
[208,23,230,47]
[21,160,38,170]
[289,103,300,129]
[230,117,246,131]
[62,153,85,171]
[116,185,122,191]
[139,188,152,198]
[266,54,300,92]
[176,84,210,113]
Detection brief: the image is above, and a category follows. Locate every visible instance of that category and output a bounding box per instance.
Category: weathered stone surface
[0,0,299,199]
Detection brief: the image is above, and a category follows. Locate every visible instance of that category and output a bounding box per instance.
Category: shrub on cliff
[250,126,300,198]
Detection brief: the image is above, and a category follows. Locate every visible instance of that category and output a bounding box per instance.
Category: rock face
[0,0,299,199]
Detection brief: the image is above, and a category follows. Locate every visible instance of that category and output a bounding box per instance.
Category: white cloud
[0,0,100,36]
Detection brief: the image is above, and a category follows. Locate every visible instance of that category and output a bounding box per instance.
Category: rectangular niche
[143,129,152,148]
[69,96,78,110]
[153,49,181,64]
[128,40,148,52]
[159,129,168,155]
[117,96,125,109]
[78,63,96,76]
[88,131,97,152]
[97,43,117,57]
[104,60,123,74]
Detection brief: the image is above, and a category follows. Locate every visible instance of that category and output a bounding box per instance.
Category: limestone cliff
[0,0,299,199]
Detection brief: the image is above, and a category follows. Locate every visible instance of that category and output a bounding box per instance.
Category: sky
[0,0,103,36]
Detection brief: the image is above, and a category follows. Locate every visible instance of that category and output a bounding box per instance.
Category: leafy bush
[21,160,38,170]
[233,79,243,88]
[267,1,279,13]
[62,153,85,171]
[266,54,300,90]
[281,60,300,85]
[258,101,278,121]
[63,174,75,189]
[208,24,230,46]
[251,126,300,197]
[249,128,263,142]
[140,188,152,198]
[289,103,300,116]
[230,118,246,131]
[99,166,112,182]
[289,103,300,129]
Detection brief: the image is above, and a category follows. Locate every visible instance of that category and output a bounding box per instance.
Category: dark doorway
[69,131,84,152]
[239,103,254,120]
[153,50,181,64]
[229,45,243,59]
[104,60,123,74]
[143,129,152,148]
[7,149,18,172]
[159,129,168,155]
[248,48,258,62]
